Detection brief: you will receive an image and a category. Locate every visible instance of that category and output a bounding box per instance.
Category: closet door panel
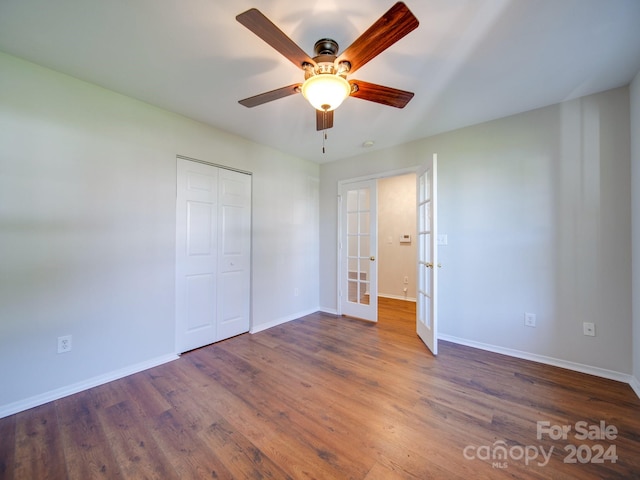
[217,169,251,341]
[176,160,251,352]
[175,160,218,353]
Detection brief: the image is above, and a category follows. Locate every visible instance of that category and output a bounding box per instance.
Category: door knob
[370,256,375,261]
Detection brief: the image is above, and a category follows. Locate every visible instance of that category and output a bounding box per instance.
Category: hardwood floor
[1,297,639,479]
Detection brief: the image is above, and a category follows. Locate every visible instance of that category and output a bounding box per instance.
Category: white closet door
[176,159,252,354]
[217,168,251,341]
[176,159,219,353]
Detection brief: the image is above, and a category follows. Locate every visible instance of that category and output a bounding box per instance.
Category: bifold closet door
[175,159,251,353]
[216,168,251,341]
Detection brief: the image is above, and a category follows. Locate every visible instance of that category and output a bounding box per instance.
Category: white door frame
[337,167,421,317]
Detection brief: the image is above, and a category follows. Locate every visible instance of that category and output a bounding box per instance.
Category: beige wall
[0,52,320,414]
[378,174,417,300]
[320,87,632,376]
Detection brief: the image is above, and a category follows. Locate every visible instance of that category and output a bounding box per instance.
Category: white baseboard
[439,334,635,388]
[379,294,417,302]
[319,307,339,315]
[250,307,319,334]
[630,375,640,399]
[319,296,415,317]
[0,353,178,419]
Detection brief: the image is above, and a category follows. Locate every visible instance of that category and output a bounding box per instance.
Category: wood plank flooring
[1,297,639,479]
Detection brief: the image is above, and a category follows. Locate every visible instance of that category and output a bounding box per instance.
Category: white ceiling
[1,0,639,164]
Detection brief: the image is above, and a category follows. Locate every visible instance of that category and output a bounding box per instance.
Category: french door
[340,180,378,322]
[417,154,438,355]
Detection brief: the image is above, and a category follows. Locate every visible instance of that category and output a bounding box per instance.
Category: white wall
[320,87,632,375]
[631,71,640,394]
[378,174,417,300]
[0,52,319,414]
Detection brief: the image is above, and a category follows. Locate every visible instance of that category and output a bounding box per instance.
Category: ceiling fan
[236,2,419,131]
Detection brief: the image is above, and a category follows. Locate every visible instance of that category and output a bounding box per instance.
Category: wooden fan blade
[316,109,334,131]
[336,2,418,74]
[349,80,414,108]
[236,8,315,69]
[239,84,302,108]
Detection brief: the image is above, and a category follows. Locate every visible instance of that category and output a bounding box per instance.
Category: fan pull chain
[321,109,328,154]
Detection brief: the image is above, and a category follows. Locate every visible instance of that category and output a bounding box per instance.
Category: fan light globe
[301,74,351,112]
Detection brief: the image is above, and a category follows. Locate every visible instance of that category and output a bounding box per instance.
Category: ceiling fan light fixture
[301,74,351,112]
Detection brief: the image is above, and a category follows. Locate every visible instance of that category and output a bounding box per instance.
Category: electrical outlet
[403,276,409,284]
[583,322,596,337]
[58,335,72,353]
[524,313,536,327]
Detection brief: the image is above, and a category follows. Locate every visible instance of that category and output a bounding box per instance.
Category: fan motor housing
[305,38,351,78]
[314,38,339,56]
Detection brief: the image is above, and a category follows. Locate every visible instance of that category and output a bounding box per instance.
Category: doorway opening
[377,173,418,307]
[338,153,438,356]
[338,170,417,323]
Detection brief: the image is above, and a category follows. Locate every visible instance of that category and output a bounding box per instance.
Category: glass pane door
[341,180,377,321]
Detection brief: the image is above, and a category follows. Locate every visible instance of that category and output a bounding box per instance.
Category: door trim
[177,154,252,176]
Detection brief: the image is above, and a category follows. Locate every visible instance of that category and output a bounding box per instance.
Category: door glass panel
[425,265,432,297]
[348,257,358,273]
[425,170,431,200]
[348,280,358,302]
[347,190,358,211]
[360,258,370,282]
[359,236,370,258]
[344,185,373,308]
[360,212,370,235]
[347,212,358,233]
[358,188,370,210]
[423,295,430,328]
[424,232,432,264]
[360,281,370,304]
[348,235,358,257]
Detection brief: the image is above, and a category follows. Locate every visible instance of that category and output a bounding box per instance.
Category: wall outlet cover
[583,322,596,336]
[57,335,72,353]
[524,313,536,327]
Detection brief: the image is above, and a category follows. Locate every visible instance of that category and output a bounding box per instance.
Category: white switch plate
[437,234,448,246]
